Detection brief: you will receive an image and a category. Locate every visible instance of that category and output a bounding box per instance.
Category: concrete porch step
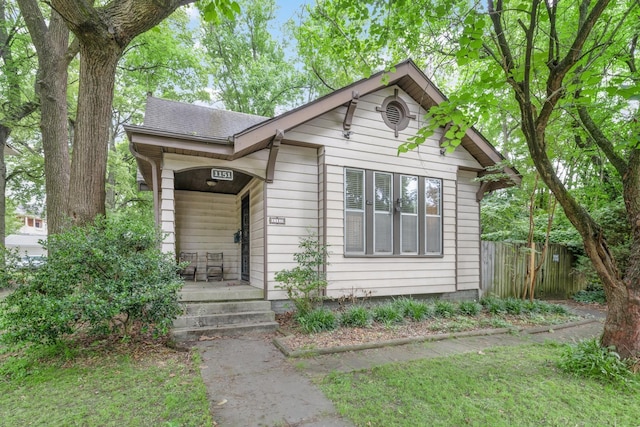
[172,321,279,341]
[173,310,275,329]
[173,296,278,342]
[179,286,263,302]
[182,300,272,315]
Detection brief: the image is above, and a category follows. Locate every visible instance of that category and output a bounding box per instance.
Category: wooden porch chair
[179,252,198,282]
[206,252,224,282]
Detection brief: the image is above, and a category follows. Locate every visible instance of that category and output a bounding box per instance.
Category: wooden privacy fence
[481,241,586,298]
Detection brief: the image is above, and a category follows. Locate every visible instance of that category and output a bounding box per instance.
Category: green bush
[297,308,338,333]
[573,286,607,304]
[481,296,507,314]
[558,339,636,384]
[274,233,329,316]
[433,300,456,318]
[0,214,183,344]
[0,248,36,290]
[340,306,371,328]
[393,298,431,321]
[458,300,482,316]
[372,303,404,325]
[504,297,524,315]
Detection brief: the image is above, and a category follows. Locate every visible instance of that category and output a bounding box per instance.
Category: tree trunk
[38,13,71,234]
[17,2,72,235]
[602,282,640,358]
[49,0,194,226]
[105,118,117,210]
[0,125,7,252]
[603,151,640,358]
[67,42,121,225]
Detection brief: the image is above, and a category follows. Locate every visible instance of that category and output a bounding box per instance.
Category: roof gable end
[232,60,520,189]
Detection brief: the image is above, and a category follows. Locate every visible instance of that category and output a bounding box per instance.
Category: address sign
[211,169,233,181]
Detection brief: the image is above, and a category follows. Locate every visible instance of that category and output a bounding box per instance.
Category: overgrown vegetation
[319,343,640,426]
[274,232,329,316]
[0,214,183,344]
[558,338,637,385]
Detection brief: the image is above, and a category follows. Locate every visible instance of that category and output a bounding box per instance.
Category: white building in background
[5,207,47,256]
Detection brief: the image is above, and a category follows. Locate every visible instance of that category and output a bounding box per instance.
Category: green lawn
[0,343,212,427]
[320,343,639,427]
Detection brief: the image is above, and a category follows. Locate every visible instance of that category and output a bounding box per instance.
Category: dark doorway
[241,195,250,282]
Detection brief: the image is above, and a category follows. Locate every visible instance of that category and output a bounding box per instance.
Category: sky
[274,0,309,25]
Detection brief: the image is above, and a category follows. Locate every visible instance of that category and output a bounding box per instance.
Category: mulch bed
[276,300,606,352]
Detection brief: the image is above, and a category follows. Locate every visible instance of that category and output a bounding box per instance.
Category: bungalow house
[126,59,519,316]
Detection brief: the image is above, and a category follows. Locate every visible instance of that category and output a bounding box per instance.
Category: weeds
[558,338,637,385]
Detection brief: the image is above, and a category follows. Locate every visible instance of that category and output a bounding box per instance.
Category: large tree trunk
[67,42,121,224]
[604,151,640,357]
[17,1,72,235]
[602,282,640,358]
[38,13,71,234]
[0,126,7,251]
[50,0,195,226]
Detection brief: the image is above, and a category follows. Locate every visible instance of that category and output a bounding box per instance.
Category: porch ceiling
[175,168,252,194]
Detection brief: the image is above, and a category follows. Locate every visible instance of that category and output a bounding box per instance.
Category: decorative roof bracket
[266,129,284,183]
[439,122,453,155]
[342,91,360,138]
[476,180,491,202]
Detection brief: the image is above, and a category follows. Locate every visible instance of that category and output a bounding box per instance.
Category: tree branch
[576,104,628,177]
[537,0,612,130]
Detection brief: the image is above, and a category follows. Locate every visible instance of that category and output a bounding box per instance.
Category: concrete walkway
[195,307,605,427]
[196,335,351,426]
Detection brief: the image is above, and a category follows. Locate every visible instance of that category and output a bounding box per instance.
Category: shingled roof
[143,97,268,140]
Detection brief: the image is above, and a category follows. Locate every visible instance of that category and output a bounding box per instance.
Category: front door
[241,194,250,282]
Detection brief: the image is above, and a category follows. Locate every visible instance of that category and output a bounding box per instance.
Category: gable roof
[143,97,268,140]
[126,59,520,191]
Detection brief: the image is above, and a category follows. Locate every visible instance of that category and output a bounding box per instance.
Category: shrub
[297,308,338,333]
[0,214,183,344]
[458,300,482,316]
[573,286,607,304]
[274,233,329,316]
[433,300,456,318]
[0,248,37,290]
[532,300,552,313]
[504,297,524,315]
[558,339,636,384]
[393,297,431,321]
[372,303,404,325]
[340,306,372,328]
[481,296,507,314]
[548,303,570,315]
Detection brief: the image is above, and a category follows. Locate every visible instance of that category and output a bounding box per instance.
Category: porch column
[160,168,176,254]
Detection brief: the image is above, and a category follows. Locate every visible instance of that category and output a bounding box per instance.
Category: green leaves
[200,0,241,23]
[274,232,329,316]
[0,214,184,345]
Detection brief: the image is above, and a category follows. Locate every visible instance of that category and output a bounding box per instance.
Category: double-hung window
[344,168,442,256]
[345,168,365,253]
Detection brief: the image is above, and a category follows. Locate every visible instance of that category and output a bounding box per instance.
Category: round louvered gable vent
[385,103,403,125]
[377,91,415,137]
